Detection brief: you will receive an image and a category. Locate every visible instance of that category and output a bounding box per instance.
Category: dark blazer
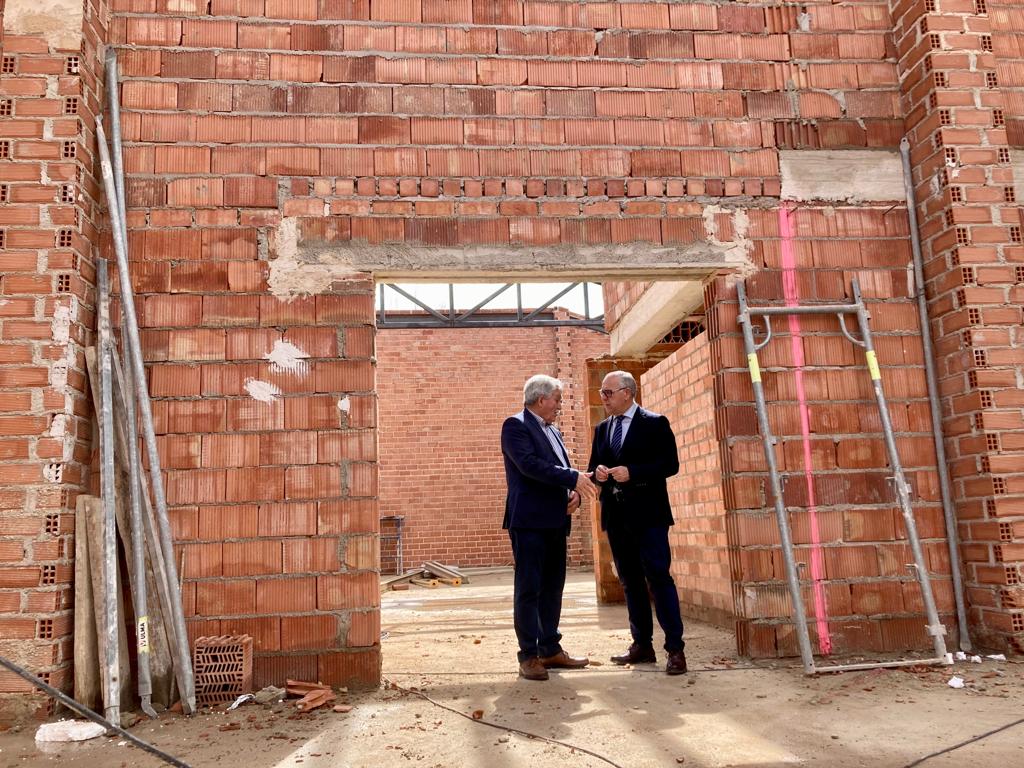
[588,406,680,530]
[501,409,577,531]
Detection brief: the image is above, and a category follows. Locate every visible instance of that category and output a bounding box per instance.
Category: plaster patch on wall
[338,396,351,414]
[244,378,281,403]
[780,149,903,202]
[1011,149,1024,206]
[268,217,342,298]
[48,414,67,438]
[5,0,85,50]
[50,300,74,346]
[266,340,310,375]
[701,205,756,281]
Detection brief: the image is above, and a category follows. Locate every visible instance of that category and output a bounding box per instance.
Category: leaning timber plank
[73,495,101,711]
[380,570,424,589]
[87,347,175,708]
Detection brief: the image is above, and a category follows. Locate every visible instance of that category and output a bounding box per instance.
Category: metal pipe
[104,50,128,250]
[96,259,121,724]
[899,136,971,651]
[737,283,817,674]
[745,302,862,317]
[96,119,196,714]
[122,314,157,718]
[851,279,948,662]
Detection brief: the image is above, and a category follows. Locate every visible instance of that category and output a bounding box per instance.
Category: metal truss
[376,282,606,331]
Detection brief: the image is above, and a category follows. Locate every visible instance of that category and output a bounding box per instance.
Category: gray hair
[607,370,637,397]
[523,374,563,405]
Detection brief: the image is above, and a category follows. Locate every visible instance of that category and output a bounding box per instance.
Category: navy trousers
[509,527,567,662]
[607,524,685,653]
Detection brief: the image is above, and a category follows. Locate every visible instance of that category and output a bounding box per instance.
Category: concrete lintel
[609,281,706,356]
[301,241,745,281]
[780,149,904,203]
[4,0,84,50]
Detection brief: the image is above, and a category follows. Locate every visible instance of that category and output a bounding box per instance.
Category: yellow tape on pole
[865,350,881,381]
[747,353,761,383]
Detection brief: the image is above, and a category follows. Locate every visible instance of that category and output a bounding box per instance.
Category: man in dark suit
[588,370,687,675]
[502,374,597,681]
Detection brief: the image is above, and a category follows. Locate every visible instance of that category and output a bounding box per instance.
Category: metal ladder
[736,277,951,674]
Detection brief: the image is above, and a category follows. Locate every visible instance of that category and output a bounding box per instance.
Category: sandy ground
[2,569,1024,768]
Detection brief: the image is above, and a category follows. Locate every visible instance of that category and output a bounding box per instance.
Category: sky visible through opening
[380,283,604,318]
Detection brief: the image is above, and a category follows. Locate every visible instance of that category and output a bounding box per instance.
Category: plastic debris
[987,654,1007,662]
[954,651,967,661]
[35,721,106,743]
[947,676,965,689]
[227,693,255,710]
[969,655,982,664]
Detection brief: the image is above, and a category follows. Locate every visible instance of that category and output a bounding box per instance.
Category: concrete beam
[3,0,83,49]
[269,216,751,296]
[609,281,706,356]
[780,149,904,203]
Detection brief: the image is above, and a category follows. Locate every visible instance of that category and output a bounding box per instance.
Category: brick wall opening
[376,313,610,572]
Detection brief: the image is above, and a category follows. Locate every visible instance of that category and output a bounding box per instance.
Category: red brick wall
[376,323,609,570]
[895,0,1024,653]
[0,0,109,720]
[642,333,732,628]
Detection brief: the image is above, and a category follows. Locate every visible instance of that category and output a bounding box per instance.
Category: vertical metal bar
[516,283,523,322]
[737,283,816,674]
[900,137,971,651]
[583,282,591,320]
[448,283,455,326]
[378,283,386,325]
[96,119,196,714]
[96,258,121,723]
[851,279,948,661]
[121,314,157,718]
[104,51,128,250]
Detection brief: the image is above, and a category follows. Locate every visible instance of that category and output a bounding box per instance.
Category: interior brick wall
[642,332,732,629]
[376,322,609,571]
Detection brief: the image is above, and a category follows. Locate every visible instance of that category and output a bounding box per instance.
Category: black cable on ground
[0,655,192,768]
[902,716,1024,768]
[384,676,627,768]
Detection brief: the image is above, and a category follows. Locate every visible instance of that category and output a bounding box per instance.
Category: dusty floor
[2,569,1023,768]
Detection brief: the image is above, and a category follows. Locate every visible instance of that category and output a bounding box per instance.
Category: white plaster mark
[906,262,916,299]
[48,414,67,438]
[43,463,62,483]
[244,378,281,403]
[51,302,72,346]
[268,217,341,299]
[266,340,310,375]
[338,396,351,414]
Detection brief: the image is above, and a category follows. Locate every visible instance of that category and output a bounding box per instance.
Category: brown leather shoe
[666,650,688,675]
[519,657,549,681]
[539,650,589,669]
[610,643,657,665]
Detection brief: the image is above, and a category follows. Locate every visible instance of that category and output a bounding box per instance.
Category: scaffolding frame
[736,278,951,675]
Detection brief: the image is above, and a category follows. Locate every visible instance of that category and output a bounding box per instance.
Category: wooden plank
[73,495,101,711]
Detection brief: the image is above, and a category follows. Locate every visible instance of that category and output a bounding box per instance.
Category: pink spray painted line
[778,204,832,655]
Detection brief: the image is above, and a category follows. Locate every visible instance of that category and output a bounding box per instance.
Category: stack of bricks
[376,321,608,570]
[0,0,109,720]
[891,0,1024,651]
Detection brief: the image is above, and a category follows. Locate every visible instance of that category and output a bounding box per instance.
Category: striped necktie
[610,415,624,455]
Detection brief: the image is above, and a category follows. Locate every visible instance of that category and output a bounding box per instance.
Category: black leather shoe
[610,643,656,665]
[666,650,688,675]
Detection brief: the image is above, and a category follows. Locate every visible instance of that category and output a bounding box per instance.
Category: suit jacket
[501,409,577,531]
[588,406,680,530]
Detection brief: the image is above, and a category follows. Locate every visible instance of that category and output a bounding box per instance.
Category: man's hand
[567,490,581,514]
[609,465,630,483]
[594,464,610,482]
[575,471,598,500]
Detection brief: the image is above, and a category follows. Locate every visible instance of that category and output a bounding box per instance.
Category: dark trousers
[509,527,567,662]
[607,523,685,653]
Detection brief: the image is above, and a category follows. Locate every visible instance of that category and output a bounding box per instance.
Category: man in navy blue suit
[502,374,597,681]
[588,370,687,675]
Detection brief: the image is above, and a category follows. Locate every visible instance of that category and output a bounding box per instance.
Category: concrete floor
[2,568,1024,767]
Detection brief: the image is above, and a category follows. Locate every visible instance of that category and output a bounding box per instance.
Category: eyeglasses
[599,387,628,398]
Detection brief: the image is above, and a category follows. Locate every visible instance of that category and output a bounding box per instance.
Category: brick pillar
[0,0,107,721]
[892,0,1024,651]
